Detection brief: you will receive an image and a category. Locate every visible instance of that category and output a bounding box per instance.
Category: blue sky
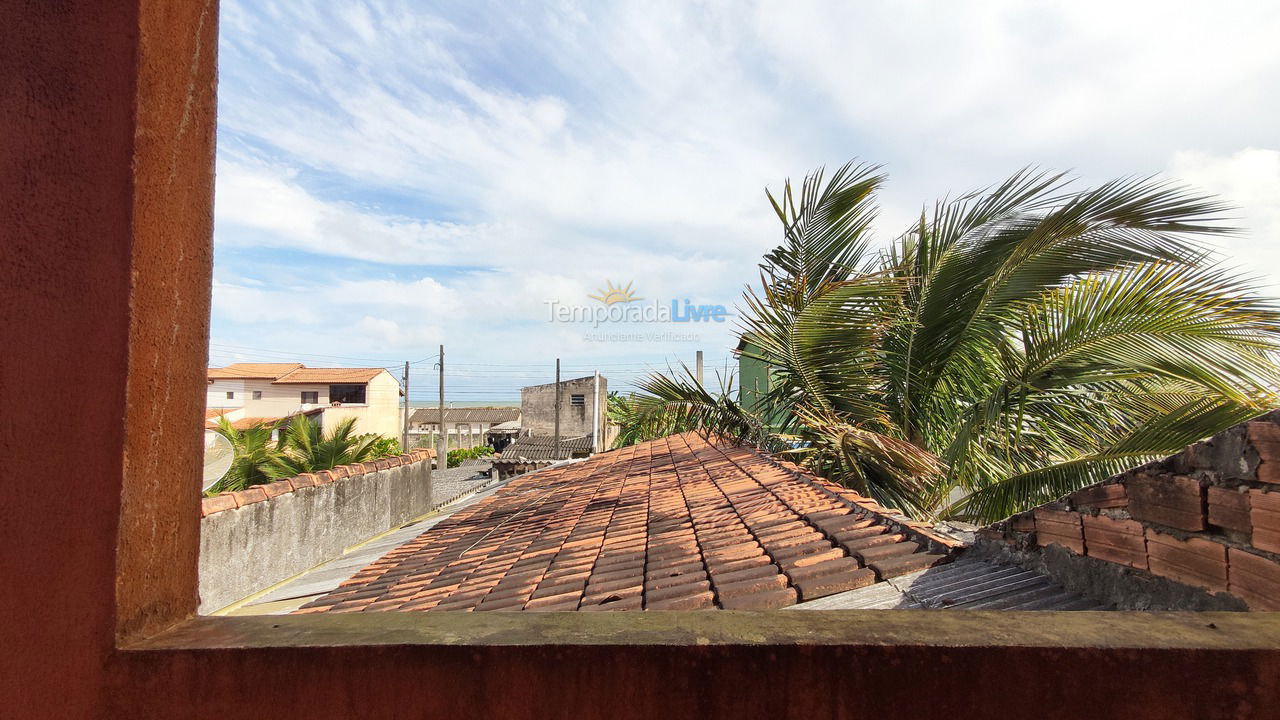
[211,0,1280,402]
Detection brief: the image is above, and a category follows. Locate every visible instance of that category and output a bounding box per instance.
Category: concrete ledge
[198,458,432,612]
[128,609,1280,651]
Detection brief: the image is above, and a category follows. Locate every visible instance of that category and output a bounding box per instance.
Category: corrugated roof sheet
[409,407,520,425]
[294,432,952,613]
[495,434,593,461]
[789,559,1108,610]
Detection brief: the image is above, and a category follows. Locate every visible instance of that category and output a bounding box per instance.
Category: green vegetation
[446,445,495,468]
[208,415,402,495]
[621,160,1280,524]
[211,417,281,493]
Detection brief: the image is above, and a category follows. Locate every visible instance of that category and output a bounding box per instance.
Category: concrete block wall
[198,450,434,612]
[977,411,1280,610]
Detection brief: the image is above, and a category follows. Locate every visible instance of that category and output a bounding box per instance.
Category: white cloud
[210,0,1280,388]
[1169,148,1280,293]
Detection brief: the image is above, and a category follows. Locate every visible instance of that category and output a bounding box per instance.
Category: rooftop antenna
[202,429,234,492]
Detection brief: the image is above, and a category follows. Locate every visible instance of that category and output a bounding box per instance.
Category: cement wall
[521,375,607,439]
[199,458,432,612]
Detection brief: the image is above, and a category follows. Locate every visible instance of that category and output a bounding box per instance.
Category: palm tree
[271,415,383,477]
[210,417,284,494]
[627,161,1280,523]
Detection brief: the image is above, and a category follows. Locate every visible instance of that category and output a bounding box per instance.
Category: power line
[209,342,415,365]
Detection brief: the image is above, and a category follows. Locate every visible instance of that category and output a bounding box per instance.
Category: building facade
[206,363,402,438]
[520,374,608,449]
[408,406,520,450]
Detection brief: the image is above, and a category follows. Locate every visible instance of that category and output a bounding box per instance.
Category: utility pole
[402,360,410,452]
[554,358,562,460]
[592,370,600,454]
[696,349,704,386]
[437,344,446,464]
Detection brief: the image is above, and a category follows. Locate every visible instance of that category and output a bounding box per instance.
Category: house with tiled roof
[206,362,402,438]
[408,406,520,450]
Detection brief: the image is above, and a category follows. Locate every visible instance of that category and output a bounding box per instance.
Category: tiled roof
[272,367,387,384]
[295,432,953,613]
[207,363,387,384]
[495,434,593,462]
[409,407,520,425]
[207,363,303,380]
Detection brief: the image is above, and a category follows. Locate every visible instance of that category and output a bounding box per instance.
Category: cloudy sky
[211,0,1280,402]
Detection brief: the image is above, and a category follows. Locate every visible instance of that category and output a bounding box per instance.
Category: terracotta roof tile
[295,432,953,613]
[207,362,304,380]
[272,367,386,384]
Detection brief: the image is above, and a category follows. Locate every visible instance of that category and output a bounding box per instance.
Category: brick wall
[979,412,1280,610]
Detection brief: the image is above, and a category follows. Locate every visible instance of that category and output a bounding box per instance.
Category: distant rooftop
[409,407,520,425]
[207,363,387,384]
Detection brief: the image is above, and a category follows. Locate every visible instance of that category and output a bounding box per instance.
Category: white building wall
[206,369,401,439]
[206,380,246,408]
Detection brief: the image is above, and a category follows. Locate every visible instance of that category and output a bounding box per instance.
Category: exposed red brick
[1247,421,1280,484]
[1128,474,1205,531]
[1071,483,1128,509]
[1249,489,1280,554]
[1145,529,1227,594]
[1207,486,1251,535]
[1082,515,1147,569]
[1228,547,1280,610]
[1033,508,1085,554]
[1010,514,1036,533]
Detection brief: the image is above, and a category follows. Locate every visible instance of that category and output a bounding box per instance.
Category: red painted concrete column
[0,0,216,716]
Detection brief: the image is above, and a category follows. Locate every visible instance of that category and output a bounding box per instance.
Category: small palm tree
[627,161,1280,523]
[271,415,383,476]
[210,417,284,494]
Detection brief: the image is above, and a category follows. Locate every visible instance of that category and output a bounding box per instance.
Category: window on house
[252,390,262,400]
[329,384,366,404]
[570,394,585,407]
[226,391,234,399]
[301,391,319,404]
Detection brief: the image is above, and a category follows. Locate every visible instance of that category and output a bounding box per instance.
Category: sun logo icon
[589,280,642,305]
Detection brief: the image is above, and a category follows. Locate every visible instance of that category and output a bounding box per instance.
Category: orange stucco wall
[3,2,1280,719]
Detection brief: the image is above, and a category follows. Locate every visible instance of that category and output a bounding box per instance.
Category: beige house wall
[206,370,402,439]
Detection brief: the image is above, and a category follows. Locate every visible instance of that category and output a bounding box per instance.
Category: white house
[206,363,402,438]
